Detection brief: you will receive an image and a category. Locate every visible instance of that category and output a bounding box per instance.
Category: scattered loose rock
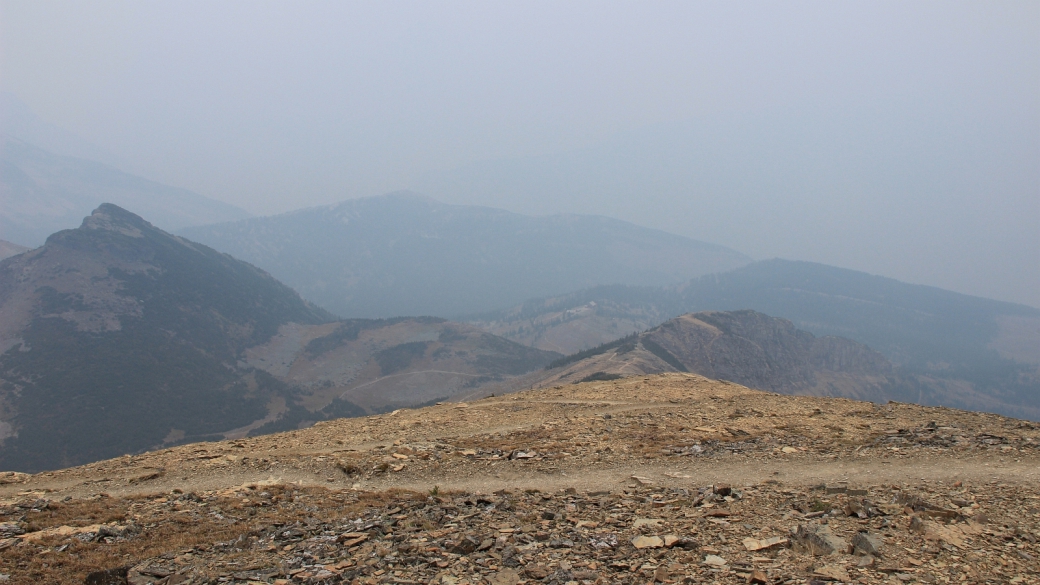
[792,524,848,556]
[632,535,665,549]
[743,535,787,551]
[852,530,883,556]
[703,554,728,566]
[487,568,520,585]
[814,563,851,581]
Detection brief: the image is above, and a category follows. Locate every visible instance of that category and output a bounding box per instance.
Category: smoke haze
[1,1,1037,306]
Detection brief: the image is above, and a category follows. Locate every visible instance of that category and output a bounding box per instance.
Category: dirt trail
[360,455,1040,495]
[4,373,1037,502]
[7,451,1037,505]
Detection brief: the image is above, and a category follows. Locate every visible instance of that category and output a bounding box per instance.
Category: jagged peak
[79,203,154,238]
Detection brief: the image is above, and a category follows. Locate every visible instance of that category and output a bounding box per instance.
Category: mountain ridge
[465,261,1040,419]
[475,310,901,405]
[179,191,752,318]
[0,204,333,471]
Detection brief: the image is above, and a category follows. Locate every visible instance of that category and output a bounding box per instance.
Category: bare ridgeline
[1,374,1037,584]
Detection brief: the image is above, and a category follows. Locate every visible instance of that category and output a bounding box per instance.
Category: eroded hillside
[467,262,1040,420]
[241,318,559,431]
[478,311,900,404]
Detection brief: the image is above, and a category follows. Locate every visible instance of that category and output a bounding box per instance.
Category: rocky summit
[0,373,1036,584]
[0,204,333,472]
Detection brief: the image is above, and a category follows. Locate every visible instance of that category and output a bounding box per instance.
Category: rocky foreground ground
[0,373,1037,584]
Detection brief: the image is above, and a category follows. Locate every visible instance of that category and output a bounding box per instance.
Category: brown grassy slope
[243,319,559,415]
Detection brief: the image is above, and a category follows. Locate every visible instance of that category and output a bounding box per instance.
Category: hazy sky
[1,1,1037,307]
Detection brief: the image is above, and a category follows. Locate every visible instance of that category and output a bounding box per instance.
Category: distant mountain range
[0,92,127,169]
[0,205,559,472]
[180,192,752,318]
[0,134,249,247]
[413,103,1038,310]
[466,261,1040,420]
